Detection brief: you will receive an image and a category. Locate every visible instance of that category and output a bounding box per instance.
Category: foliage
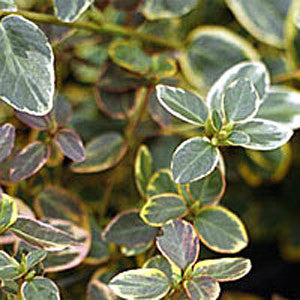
[0,0,300,299]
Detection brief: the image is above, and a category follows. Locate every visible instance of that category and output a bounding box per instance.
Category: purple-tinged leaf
[0,123,15,163]
[54,129,85,162]
[156,219,200,270]
[15,111,50,130]
[51,95,72,128]
[10,142,50,182]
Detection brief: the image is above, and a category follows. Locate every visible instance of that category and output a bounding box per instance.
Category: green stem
[0,10,183,49]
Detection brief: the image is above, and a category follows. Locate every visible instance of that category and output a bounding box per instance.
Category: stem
[0,10,183,50]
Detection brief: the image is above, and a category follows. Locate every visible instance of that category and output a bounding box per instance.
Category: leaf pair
[157,61,295,184]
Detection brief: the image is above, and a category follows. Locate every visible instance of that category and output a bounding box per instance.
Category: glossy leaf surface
[0,250,20,280]
[0,193,18,234]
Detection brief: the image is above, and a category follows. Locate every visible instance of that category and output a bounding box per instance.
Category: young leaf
[194,206,248,253]
[9,216,80,251]
[150,54,177,78]
[21,277,60,300]
[15,111,50,130]
[102,211,158,247]
[0,193,18,234]
[71,132,127,173]
[141,193,187,226]
[10,142,50,182]
[225,0,292,48]
[87,279,116,300]
[222,78,260,122]
[135,145,153,198]
[179,27,260,91]
[0,15,54,115]
[109,268,170,300]
[25,250,47,270]
[256,88,300,129]
[109,40,152,75]
[0,123,15,162]
[156,219,200,270]
[156,85,208,126]
[171,137,220,184]
[227,131,250,146]
[234,119,293,150]
[54,0,94,22]
[142,0,197,20]
[54,129,85,162]
[146,169,178,198]
[0,0,17,11]
[183,276,220,300]
[193,257,252,282]
[208,62,270,119]
[0,251,20,280]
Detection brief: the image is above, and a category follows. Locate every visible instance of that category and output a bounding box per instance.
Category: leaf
[109,268,170,300]
[193,257,252,282]
[142,0,197,20]
[121,243,152,257]
[225,0,292,48]
[150,54,177,78]
[10,142,50,182]
[0,193,18,234]
[207,62,270,120]
[256,88,300,130]
[185,165,226,206]
[54,0,94,22]
[9,216,80,251]
[109,40,152,75]
[0,123,15,162]
[156,85,208,126]
[227,131,250,146]
[0,251,20,280]
[194,206,248,253]
[15,111,50,130]
[171,137,220,184]
[146,169,178,198]
[156,219,200,270]
[21,277,60,300]
[0,0,17,11]
[54,129,85,162]
[0,15,54,115]
[71,132,127,173]
[50,95,72,128]
[135,145,153,198]
[141,193,187,226]
[183,276,220,300]
[102,211,158,247]
[179,27,259,91]
[87,279,116,300]
[25,250,47,270]
[222,78,260,122]
[234,119,293,150]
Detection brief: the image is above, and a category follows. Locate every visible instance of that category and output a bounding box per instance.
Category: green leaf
[10,141,50,182]
[227,131,250,146]
[156,219,200,270]
[172,137,220,184]
[109,268,170,300]
[142,0,197,20]
[71,132,127,173]
[54,0,94,22]
[108,40,152,75]
[121,243,152,257]
[193,257,252,282]
[156,85,208,126]
[25,250,47,270]
[225,0,292,48]
[183,276,220,300]
[222,78,260,122]
[256,88,300,130]
[194,206,248,253]
[0,123,15,163]
[207,62,269,120]
[21,277,60,300]
[0,0,17,11]
[146,169,178,198]
[0,251,20,280]
[150,54,177,78]
[179,27,260,91]
[102,211,158,247]
[10,216,80,251]
[143,255,182,287]
[135,145,153,198]
[140,193,187,226]
[211,110,223,132]
[234,119,293,150]
[0,193,17,234]
[0,15,54,115]
[87,279,116,300]
[185,165,226,206]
